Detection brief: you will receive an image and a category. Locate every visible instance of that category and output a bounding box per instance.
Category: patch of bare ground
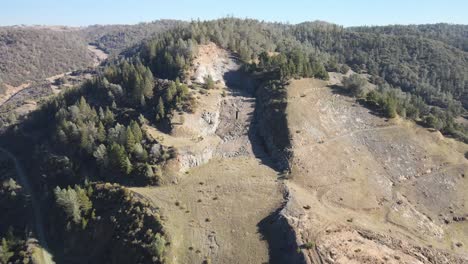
[134,43,284,263]
[284,77,468,263]
[87,44,108,67]
[187,42,240,87]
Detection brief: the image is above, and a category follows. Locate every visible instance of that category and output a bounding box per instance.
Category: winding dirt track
[0,147,55,264]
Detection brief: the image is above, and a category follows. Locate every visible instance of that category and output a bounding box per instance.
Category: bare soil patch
[188,42,240,86]
[87,44,108,67]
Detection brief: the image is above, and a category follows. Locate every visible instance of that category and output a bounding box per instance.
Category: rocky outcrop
[177,148,215,171]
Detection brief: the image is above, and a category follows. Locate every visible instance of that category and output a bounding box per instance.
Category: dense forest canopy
[351,23,468,51]
[82,19,185,54]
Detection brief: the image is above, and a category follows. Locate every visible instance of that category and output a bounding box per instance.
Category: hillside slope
[0,27,93,86]
[283,77,468,263]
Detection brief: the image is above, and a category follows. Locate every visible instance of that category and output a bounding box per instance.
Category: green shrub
[302,241,314,249]
[343,74,367,97]
[204,75,215,89]
[150,233,166,260]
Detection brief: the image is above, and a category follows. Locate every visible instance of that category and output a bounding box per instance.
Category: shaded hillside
[0,28,196,263]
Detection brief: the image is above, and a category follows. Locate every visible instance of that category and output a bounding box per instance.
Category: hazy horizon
[3,18,468,29]
[1,0,467,27]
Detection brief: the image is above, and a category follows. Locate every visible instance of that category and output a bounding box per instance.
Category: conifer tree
[126,127,136,153]
[130,120,143,142]
[156,97,165,121]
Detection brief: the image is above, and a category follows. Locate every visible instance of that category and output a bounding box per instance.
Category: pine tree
[54,187,81,223]
[144,163,154,180]
[97,121,106,142]
[98,107,105,120]
[133,143,148,161]
[130,120,143,142]
[132,73,144,103]
[93,144,108,167]
[123,157,133,175]
[142,67,154,98]
[156,97,165,121]
[165,82,176,102]
[108,143,132,176]
[1,238,13,264]
[126,127,136,153]
[80,131,93,154]
[78,96,89,114]
[75,186,92,213]
[104,107,115,125]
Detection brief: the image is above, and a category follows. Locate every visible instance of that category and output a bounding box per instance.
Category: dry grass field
[283,77,468,263]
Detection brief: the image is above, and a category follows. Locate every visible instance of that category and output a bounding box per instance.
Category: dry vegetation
[283,77,468,263]
[133,157,281,264]
[0,27,93,86]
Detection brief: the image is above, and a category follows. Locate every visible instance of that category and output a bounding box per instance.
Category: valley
[0,17,467,264]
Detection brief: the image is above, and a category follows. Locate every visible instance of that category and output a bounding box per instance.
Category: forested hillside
[293,22,468,140]
[351,23,468,51]
[0,20,183,88]
[83,20,185,54]
[0,27,92,86]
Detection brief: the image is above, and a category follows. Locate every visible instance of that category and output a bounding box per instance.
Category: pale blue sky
[1,0,467,27]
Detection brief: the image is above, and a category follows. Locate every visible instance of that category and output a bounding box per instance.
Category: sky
[1,0,467,27]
